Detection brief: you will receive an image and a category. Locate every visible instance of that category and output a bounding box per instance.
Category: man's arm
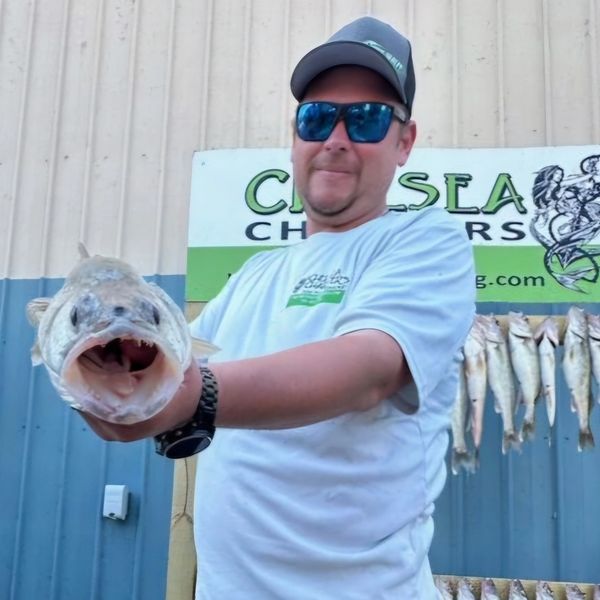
[82,328,410,442]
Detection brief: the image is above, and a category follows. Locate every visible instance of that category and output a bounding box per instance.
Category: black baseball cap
[290,16,416,117]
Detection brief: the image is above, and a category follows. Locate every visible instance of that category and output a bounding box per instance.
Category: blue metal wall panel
[0,275,182,600]
[431,301,600,584]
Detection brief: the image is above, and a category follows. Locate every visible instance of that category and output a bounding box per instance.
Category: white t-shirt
[190,208,475,600]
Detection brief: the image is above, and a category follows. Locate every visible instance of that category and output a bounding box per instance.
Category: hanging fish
[535,580,555,599]
[451,356,474,475]
[508,311,541,441]
[563,306,594,451]
[481,315,521,454]
[534,317,559,433]
[587,313,600,404]
[433,576,454,600]
[464,315,488,462]
[508,579,527,600]
[565,583,586,600]
[481,578,501,600]
[456,578,476,600]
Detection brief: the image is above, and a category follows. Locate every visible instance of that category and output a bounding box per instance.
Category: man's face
[291,66,416,233]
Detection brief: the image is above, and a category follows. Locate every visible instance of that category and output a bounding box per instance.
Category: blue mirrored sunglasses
[295,101,408,143]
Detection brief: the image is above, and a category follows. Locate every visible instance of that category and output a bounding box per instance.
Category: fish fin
[493,395,501,414]
[78,242,90,259]
[451,448,474,475]
[30,341,43,366]
[25,297,52,326]
[578,428,595,452]
[521,419,535,442]
[502,430,522,454]
[570,395,577,413]
[191,337,220,359]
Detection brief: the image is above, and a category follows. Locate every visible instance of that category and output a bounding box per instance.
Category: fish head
[534,317,559,346]
[480,314,505,344]
[587,313,600,340]
[27,254,203,424]
[566,306,588,339]
[508,311,533,339]
[456,578,476,600]
[535,581,555,599]
[481,578,501,600]
[508,579,527,600]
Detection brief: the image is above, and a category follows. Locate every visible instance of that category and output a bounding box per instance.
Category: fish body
[508,579,527,600]
[536,580,555,599]
[451,357,473,475]
[534,317,559,431]
[508,311,541,441]
[565,583,586,600]
[587,314,600,404]
[27,246,216,424]
[457,578,476,600]
[563,306,594,450]
[464,316,487,457]
[481,315,521,453]
[481,578,501,600]
[433,576,453,600]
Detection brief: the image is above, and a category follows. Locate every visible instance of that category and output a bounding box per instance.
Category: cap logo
[363,40,404,75]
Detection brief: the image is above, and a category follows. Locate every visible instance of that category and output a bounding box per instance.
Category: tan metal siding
[2,0,599,279]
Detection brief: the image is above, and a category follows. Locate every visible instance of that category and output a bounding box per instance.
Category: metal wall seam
[115,0,141,259]
[152,0,177,272]
[39,0,71,276]
[79,0,106,254]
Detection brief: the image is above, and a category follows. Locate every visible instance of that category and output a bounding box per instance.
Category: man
[88,16,475,599]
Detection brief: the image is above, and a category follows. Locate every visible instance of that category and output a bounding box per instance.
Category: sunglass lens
[346,104,393,143]
[296,103,338,142]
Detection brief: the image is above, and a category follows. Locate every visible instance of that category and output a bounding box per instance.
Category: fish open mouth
[63,332,185,424]
[78,338,159,374]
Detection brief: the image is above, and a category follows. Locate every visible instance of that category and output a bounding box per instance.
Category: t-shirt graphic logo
[287,269,350,307]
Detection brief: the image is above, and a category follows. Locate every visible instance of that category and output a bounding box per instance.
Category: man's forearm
[83,328,409,441]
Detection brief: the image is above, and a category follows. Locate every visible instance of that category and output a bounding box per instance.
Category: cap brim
[290,40,408,107]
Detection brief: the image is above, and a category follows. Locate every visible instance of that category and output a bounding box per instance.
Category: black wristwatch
[154,366,219,459]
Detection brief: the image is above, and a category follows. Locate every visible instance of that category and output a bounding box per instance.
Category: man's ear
[397,120,417,168]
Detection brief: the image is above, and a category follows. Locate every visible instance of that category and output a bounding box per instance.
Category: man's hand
[79,362,203,442]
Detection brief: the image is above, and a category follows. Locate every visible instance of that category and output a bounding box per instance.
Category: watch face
[162,429,213,459]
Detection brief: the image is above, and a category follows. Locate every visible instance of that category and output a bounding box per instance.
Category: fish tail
[521,419,536,442]
[578,428,595,452]
[502,430,522,454]
[451,448,473,475]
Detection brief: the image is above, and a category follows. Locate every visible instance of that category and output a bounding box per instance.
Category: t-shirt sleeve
[332,209,476,411]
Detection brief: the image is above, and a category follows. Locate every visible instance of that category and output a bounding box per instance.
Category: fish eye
[70,306,78,327]
[152,306,160,325]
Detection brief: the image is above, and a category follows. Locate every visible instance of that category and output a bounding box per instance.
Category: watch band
[154,366,218,459]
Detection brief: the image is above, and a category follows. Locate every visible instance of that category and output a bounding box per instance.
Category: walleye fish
[534,317,559,432]
[464,316,487,460]
[481,578,501,600]
[587,313,600,403]
[508,579,527,600]
[451,356,474,474]
[565,583,586,600]
[536,580,555,599]
[457,578,476,600]
[508,311,541,441]
[27,245,216,424]
[433,575,453,600]
[481,315,521,454]
[563,306,594,451]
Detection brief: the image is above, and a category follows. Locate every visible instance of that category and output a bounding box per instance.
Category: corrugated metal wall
[1,0,599,598]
